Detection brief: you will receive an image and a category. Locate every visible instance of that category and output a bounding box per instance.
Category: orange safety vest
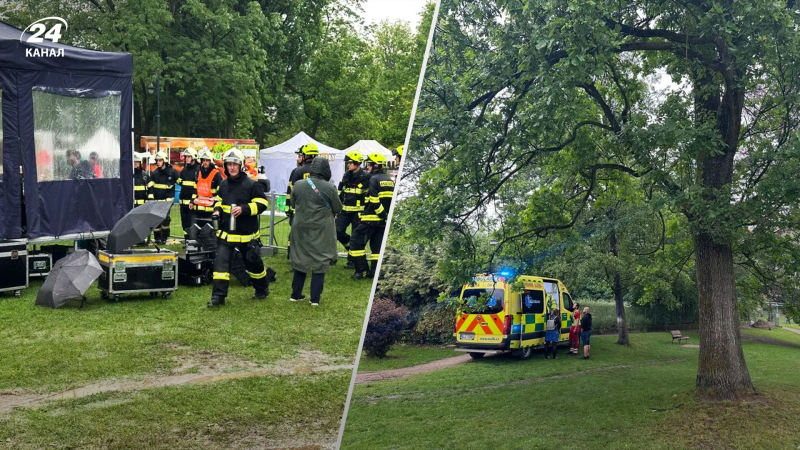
[193,168,219,207]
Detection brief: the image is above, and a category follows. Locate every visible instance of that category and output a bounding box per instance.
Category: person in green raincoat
[288,157,343,306]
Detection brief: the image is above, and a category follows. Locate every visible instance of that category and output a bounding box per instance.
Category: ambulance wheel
[468,352,485,360]
[13,291,21,298]
[162,292,171,300]
[518,346,533,360]
[113,295,120,303]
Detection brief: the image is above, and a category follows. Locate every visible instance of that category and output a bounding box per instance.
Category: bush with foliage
[408,302,459,345]
[376,246,450,309]
[364,298,410,358]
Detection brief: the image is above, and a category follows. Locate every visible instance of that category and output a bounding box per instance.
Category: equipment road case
[28,252,53,278]
[178,247,214,286]
[97,249,178,302]
[0,240,28,297]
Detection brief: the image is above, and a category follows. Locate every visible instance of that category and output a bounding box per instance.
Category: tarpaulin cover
[0,20,133,239]
[258,131,343,194]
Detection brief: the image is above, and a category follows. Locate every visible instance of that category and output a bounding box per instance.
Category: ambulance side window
[544,281,560,311]
[563,293,573,312]
[521,290,544,314]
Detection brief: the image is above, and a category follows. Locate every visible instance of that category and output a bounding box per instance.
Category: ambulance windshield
[461,288,505,314]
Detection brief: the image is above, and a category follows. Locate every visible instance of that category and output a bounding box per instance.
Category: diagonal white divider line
[335,1,442,447]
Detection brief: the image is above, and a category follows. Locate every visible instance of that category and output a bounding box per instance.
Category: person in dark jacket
[544,307,561,359]
[66,149,96,180]
[581,306,593,359]
[336,150,368,269]
[350,152,394,280]
[208,149,270,307]
[133,153,149,206]
[289,157,342,306]
[286,143,319,258]
[148,151,178,244]
[177,147,200,238]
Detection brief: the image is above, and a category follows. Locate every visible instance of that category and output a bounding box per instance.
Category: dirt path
[742,333,800,350]
[784,327,800,336]
[355,354,472,385]
[0,350,352,415]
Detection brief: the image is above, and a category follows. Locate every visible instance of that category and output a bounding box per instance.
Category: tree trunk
[691,71,754,399]
[694,231,754,399]
[609,228,629,345]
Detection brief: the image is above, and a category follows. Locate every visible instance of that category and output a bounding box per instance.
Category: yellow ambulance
[454,273,576,360]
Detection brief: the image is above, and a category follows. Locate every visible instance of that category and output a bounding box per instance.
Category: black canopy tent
[0,20,133,240]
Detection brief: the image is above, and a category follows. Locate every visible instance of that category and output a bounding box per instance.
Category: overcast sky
[359,0,431,28]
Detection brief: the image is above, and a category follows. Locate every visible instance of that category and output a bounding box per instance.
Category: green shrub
[407,302,458,345]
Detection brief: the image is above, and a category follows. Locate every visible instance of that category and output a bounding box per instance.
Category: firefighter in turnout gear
[286,142,319,258]
[392,145,403,166]
[177,147,200,237]
[133,153,149,207]
[148,151,178,244]
[350,152,394,280]
[337,150,369,269]
[209,149,270,307]
[191,149,222,225]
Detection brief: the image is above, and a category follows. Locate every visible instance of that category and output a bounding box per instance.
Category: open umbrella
[106,201,173,253]
[36,250,103,309]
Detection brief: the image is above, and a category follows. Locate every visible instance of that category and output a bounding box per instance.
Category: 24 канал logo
[21,17,68,57]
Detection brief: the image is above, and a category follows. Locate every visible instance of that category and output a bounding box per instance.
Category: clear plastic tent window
[32,87,121,181]
[0,89,3,176]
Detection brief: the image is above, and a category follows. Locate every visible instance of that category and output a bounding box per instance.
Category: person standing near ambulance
[190,149,222,225]
[177,147,200,237]
[209,149,270,307]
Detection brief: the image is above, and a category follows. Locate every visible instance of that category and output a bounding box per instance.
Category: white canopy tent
[343,140,394,162]
[258,131,344,194]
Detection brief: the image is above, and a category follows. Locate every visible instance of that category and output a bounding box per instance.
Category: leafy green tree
[1,0,434,150]
[403,0,800,399]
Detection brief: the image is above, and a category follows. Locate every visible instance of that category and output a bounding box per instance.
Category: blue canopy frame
[0,20,133,239]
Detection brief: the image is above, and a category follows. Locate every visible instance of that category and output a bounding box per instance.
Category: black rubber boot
[207,296,225,307]
[351,271,369,280]
[252,288,269,300]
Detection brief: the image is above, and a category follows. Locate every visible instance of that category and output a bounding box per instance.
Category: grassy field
[341,329,800,450]
[0,209,373,448]
[356,344,456,372]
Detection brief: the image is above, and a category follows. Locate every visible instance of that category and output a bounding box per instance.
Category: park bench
[671,330,689,345]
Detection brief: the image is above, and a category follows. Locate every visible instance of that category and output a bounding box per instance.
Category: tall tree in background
[404,0,800,399]
[0,0,434,149]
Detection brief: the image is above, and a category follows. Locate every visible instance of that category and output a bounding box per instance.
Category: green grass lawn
[0,208,373,447]
[356,344,457,372]
[341,330,800,450]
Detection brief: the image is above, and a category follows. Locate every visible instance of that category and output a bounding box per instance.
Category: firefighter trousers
[180,205,195,237]
[335,211,360,247]
[212,241,268,299]
[154,216,171,242]
[349,222,385,274]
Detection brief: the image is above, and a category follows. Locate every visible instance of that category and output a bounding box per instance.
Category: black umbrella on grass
[36,250,103,309]
[107,201,173,253]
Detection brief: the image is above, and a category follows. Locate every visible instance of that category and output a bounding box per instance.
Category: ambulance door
[520,289,545,345]
[562,291,574,341]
